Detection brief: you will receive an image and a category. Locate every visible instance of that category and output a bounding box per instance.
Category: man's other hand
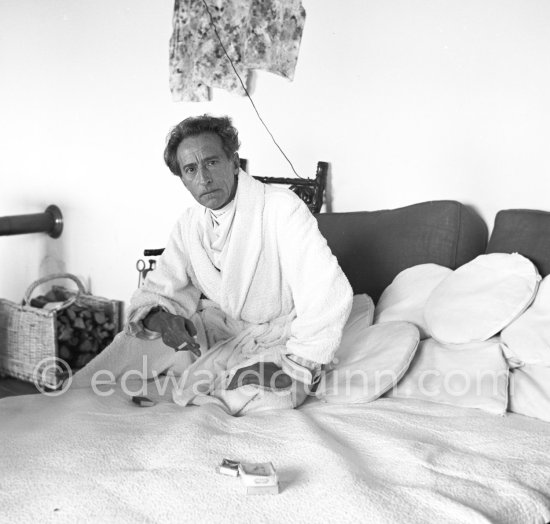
[143,308,201,357]
[227,362,292,391]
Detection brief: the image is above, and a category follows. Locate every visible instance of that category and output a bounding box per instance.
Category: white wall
[2,0,550,307]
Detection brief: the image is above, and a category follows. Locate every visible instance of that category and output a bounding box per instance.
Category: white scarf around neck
[204,197,236,270]
[187,170,266,319]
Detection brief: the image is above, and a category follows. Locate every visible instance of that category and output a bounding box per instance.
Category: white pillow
[317,320,419,404]
[346,293,375,329]
[501,275,550,365]
[386,337,509,415]
[424,253,540,344]
[375,263,452,339]
[508,364,550,422]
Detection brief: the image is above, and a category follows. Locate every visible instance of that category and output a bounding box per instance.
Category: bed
[1,200,550,523]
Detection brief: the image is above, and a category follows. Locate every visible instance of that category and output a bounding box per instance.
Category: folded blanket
[171,306,306,415]
[73,302,306,415]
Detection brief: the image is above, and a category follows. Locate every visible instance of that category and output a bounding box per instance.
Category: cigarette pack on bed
[238,462,279,495]
[216,459,240,477]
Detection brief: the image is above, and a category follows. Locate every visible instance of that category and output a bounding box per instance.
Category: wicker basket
[0,273,122,388]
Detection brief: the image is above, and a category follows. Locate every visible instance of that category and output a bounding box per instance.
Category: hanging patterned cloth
[169,0,306,102]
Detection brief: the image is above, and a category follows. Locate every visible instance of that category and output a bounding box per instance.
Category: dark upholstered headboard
[487,209,550,278]
[315,200,488,303]
[142,199,550,306]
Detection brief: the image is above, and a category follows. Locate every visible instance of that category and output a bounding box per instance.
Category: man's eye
[207,160,217,167]
[184,167,196,175]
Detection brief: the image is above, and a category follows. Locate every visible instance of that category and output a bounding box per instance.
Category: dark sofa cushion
[487,209,550,277]
[316,200,488,303]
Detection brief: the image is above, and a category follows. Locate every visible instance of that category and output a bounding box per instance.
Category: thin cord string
[201,0,303,178]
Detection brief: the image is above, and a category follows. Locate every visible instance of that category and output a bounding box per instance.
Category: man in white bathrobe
[76,115,352,414]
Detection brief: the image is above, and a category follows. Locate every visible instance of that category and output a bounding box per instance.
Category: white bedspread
[1,386,550,523]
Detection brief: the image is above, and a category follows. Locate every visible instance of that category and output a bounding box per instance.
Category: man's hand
[143,308,201,357]
[226,362,292,391]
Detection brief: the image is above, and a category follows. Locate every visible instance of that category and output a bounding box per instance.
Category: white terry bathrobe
[73,171,353,415]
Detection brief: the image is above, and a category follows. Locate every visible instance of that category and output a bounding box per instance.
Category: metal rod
[0,205,63,238]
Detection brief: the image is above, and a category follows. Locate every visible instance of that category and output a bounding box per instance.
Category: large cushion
[317,320,419,404]
[316,200,487,302]
[508,364,550,423]
[501,275,550,365]
[386,337,509,415]
[345,293,376,330]
[424,253,540,344]
[374,263,452,339]
[487,209,550,277]
[501,275,550,424]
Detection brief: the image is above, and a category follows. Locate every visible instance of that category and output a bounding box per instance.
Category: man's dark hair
[164,114,240,177]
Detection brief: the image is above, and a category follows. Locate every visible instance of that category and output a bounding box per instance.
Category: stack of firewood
[30,288,118,369]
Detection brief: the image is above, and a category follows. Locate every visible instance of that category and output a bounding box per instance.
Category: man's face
[176,132,239,210]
